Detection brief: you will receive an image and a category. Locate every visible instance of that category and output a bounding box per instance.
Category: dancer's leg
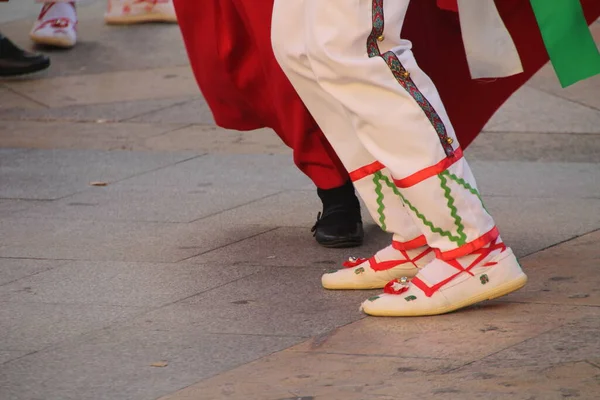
[272,0,526,314]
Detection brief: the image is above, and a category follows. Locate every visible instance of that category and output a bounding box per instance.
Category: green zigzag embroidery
[373,172,387,231]
[440,170,486,209]
[438,173,467,245]
[377,173,464,245]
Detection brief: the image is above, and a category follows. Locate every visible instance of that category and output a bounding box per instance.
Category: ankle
[376,243,431,262]
[317,180,360,213]
[453,236,507,267]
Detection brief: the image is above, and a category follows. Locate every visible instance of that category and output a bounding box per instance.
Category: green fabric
[373,172,387,231]
[438,173,467,245]
[378,173,466,246]
[530,0,600,87]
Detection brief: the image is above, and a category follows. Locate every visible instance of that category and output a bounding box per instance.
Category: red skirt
[174,0,349,189]
[175,0,600,159]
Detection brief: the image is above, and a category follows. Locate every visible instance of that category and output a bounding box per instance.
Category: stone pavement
[1,2,599,399]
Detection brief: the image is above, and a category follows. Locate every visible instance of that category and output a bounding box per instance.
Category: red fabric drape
[174,0,349,189]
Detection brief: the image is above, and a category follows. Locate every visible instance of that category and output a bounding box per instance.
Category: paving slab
[524,23,600,112]
[160,303,600,400]
[0,148,27,156]
[160,351,460,400]
[0,120,182,151]
[393,360,600,400]
[126,98,215,125]
[147,266,370,337]
[0,1,188,78]
[209,190,323,228]
[0,350,29,365]
[467,131,600,163]
[292,302,587,362]
[496,230,600,307]
[0,96,197,124]
[0,258,66,286]
[471,161,600,199]
[0,1,41,24]
[0,329,302,400]
[163,359,600,400]
[183,194,600,267]
[484,86,600,134]
[485,196,600,257]
[185,226,390,269]
[0,260,262,307]
[0,214,276,262]
[118,153,313,191]
[478,316,600,370]
[0,301,147,351]
[136,125,291,154]
[10,180,283,223]
[528,64,600,114]
[0,148,197,200]
[0,86,43,110]
[159,229,600,400]
[3,66,198,108]
[0,199,40,218]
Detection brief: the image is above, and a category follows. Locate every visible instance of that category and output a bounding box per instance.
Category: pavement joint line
[521,227,600,259]
[175,226,281,263]
[140,265,263,309]
[201,332,310,339]
[2,85,50,109]
[34,152,208,203]
[187,190,288,224]
[106,153,206,185]
[0,61,194,79]
[0,256,77,261]
[480,130,600,136]
[0,198,55,202]
[234,265,343,270]
[493,299,600,308]
[119,122,198,149]
[0,153,208,204]
[291,351,453,361]
[0,300,150,309]
[587,360,600,370]
[532,85,600,113]
[483,129,600,135]
[1,269,277,354]
[0,214,218,225]
[441,319,589,375]
[0,349,42,367]
[120,99,200,123]
[481,194,600,199]
[0,307,157,367]
[0,262,70,287]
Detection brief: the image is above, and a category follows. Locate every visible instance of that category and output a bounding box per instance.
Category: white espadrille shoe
[322,242,434,290]
[30,2,77,48]
[104,0,177,25]
[361,239,527,317]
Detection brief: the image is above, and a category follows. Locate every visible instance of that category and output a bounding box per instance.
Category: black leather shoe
[312,181,364,248]
[0,33,50,77]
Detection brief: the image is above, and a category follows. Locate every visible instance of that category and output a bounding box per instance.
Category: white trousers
[272,0,498,259]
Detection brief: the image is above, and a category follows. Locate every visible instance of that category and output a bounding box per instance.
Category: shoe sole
[318,239,363,249]
[104,13,177,24]
[316,234,363,249]
[0,61,51,77]
[30,34,75,48]
[323,281,386,290]
[364,273,528,317]
[322,266,419,290]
